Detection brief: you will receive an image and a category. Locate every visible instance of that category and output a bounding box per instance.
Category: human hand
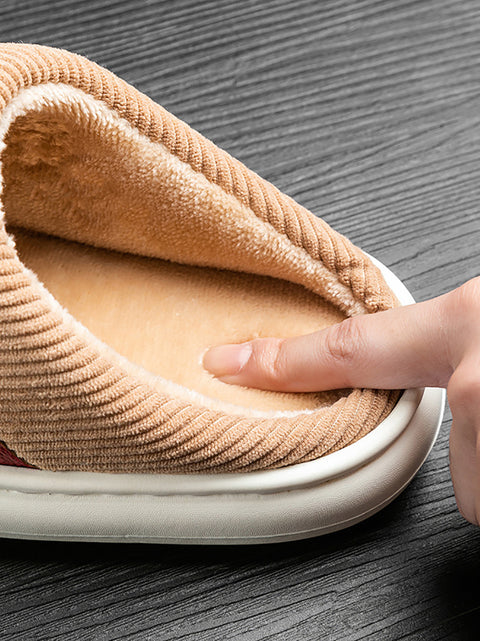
[203,276,480,526]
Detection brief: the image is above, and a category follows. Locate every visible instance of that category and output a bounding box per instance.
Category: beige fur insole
[9,227,350,412]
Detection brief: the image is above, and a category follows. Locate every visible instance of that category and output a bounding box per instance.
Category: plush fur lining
[0,83,358,418]
[0,83,367,315]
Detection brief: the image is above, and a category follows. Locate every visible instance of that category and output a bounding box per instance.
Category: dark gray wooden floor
[1,0,479,639]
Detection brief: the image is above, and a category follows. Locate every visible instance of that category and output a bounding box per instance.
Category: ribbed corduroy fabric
[0,43,403,474]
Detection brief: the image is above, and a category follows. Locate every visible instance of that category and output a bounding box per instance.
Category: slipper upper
[0,43,402,474]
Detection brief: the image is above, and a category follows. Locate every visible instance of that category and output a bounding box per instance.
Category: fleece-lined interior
[0,83,355,415]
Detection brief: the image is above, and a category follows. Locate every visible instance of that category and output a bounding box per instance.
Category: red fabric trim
[0,441,35,467]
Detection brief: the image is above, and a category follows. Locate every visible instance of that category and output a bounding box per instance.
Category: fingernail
[203,342,252,378]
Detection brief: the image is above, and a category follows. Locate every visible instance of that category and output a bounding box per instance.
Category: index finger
[203,291,454,392]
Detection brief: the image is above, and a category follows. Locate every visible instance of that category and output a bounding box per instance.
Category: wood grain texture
[0,0,479,639]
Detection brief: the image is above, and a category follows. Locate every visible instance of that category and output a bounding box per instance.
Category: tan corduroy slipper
[0,43,445,544]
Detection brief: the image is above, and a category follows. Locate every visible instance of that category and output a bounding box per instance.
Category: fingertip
[202,342,252,379]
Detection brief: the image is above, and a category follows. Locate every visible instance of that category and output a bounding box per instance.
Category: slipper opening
[0,82,359,416]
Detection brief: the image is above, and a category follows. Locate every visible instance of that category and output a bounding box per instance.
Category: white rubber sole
[0,253,446,544]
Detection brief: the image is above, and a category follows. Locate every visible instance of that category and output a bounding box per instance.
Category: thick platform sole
[0,253,446,545]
